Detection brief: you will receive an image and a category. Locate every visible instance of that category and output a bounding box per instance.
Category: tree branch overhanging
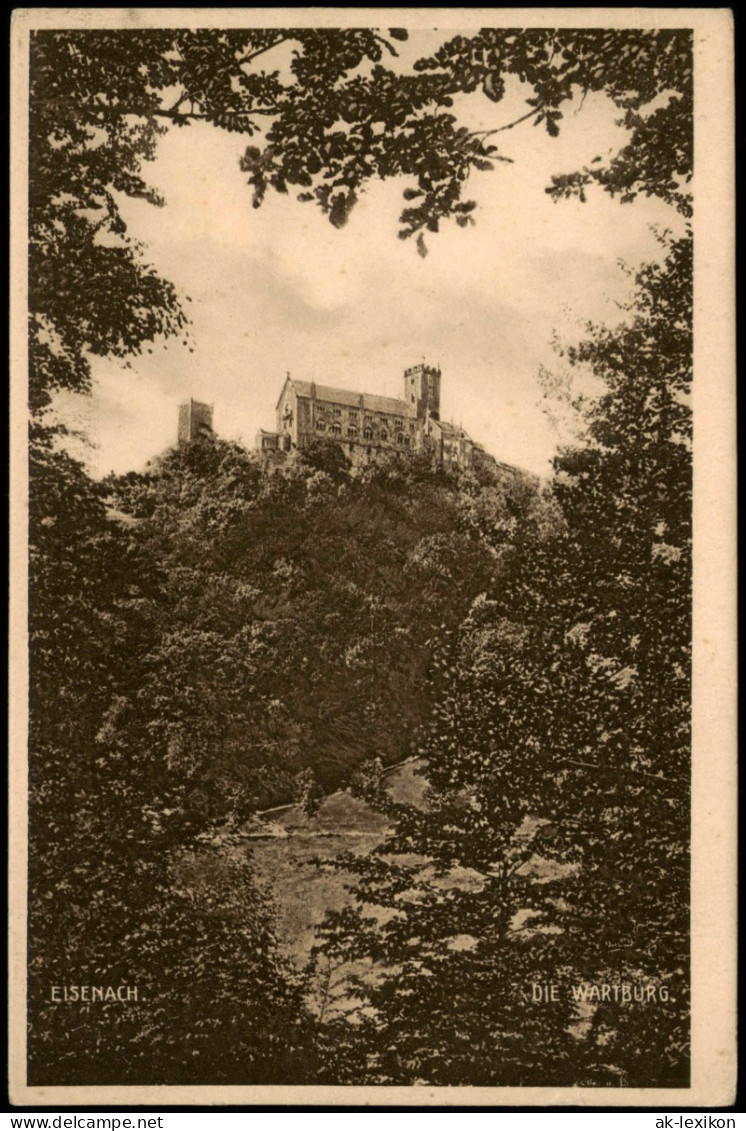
[236,34,292,67]
[471,104,543,142]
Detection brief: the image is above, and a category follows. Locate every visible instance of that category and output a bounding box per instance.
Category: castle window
[380,430,388,441]
[409,422,415,432]
[363,428,372,440]
[347,426,358,438]
[404,435,411,446]
[333,407,342,417]
[331,422,341,435]
[396,433,404,445]
[316,421,326,432]
[411,394,415,403]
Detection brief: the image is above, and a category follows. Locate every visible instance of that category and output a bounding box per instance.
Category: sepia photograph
[9,7,736,1108]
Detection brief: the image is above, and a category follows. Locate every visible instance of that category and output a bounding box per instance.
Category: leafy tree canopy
[26,24,694,1088]
[311,235,691,1088]
[27,431,547,1083]
[30,27,692,410]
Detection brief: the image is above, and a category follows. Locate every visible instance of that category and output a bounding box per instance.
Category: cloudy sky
[61,30,684,479]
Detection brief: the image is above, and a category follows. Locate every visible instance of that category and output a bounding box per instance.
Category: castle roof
[288,379,408,417]
[432,419,467,438]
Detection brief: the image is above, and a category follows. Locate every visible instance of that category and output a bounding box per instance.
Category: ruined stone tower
[178,399,214,446]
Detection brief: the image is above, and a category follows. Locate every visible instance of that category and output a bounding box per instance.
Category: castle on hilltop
[257,362,503,475]
[179,363,527,481]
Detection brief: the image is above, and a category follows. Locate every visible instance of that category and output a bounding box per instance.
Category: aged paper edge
[9,6,737,1109]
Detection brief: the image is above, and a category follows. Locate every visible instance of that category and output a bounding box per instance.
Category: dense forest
[27,26,692,1089]
[29,428,547,1081]
[29,234,690,1084]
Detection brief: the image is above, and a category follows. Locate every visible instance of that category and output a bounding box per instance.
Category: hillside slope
[108,439,545,817]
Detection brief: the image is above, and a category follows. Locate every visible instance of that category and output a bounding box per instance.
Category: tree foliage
[28,431,543,1082]
[312,235,691,1088]
[26,25,694,1087]
[105,443,540,812]
[28,433,320,1084]
[29,27,692,409]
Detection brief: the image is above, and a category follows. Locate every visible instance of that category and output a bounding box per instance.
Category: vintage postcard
[9,7,736,1108]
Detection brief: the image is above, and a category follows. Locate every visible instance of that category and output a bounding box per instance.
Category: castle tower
[178,399,214,446]
[403,363,441,421]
